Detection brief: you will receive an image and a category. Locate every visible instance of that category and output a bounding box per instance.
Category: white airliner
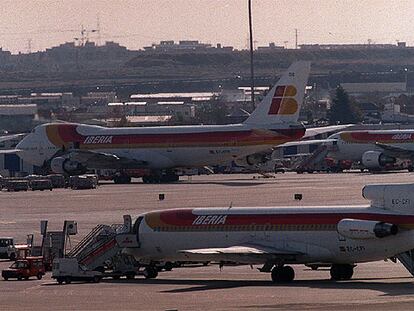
[279,129,414,172]
[117,183,414,282]
[8,62,311,183]
[326,130,414,171]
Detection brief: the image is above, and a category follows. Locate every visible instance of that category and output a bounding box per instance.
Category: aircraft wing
[178,244,303,261]
[68,149,148,169]
[277,138,337,148]
[303,124,353,139]
[376,142,414,159]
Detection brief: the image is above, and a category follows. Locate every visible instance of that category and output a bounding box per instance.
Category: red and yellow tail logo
[268,85,298,115]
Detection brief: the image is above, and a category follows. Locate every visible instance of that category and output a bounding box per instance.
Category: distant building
[257,42,285,51]
[0,104,37,133]
[341,82,406,95]
[18,93,78,109]
[143,40,233,53]
[299,43,403,50]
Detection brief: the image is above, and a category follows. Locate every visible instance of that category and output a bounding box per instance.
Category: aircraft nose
[16,134,34,161]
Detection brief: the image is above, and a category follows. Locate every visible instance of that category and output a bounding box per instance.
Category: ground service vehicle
[29,179,53,191]
[4,180,29,192]
[70,175,97,190]
[2,257,45,280]
[52,258,102,284]
[47,174,66,188]
[0,237,16,260]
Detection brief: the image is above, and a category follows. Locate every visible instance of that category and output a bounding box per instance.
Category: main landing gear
[271,265,295,283]
[143,266,158,279]
[330,264,354,281]
[113,175,132,184]
[267,263,354,283]
[142,171,179,184]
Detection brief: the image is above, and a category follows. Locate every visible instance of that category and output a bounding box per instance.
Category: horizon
[1,0,413,54]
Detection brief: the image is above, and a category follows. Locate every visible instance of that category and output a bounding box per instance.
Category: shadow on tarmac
[100,180,268,187]
[100,276,414,296]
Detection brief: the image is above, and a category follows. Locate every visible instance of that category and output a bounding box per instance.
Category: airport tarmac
[1,172,414,310]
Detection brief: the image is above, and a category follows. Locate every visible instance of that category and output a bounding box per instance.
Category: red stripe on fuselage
[51,125,305,147]
[157,209,414,227]
[345,131,414,143]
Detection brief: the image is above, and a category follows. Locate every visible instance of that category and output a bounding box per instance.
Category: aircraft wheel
[408,166,414,172]
[330,264,354,281]
[143,266,158,279]
[271,266,295,283]
[37,273,43,280]
[164,262,173,271]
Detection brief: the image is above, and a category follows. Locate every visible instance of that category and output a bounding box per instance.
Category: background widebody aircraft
[7,61,311,183]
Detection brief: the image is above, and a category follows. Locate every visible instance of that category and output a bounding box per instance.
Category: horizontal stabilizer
[0,149,22,154]
[0,133,26,143]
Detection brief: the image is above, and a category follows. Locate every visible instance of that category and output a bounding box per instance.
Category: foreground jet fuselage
[15,62,310,182]
[121,183,414,282]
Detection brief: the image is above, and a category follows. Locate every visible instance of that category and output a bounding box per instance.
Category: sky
[1,0,414,54]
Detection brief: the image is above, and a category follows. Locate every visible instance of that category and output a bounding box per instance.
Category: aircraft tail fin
[363,183,414,213]
[243,61,311,126]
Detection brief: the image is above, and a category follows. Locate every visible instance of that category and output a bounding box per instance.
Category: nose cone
[16,133,42,166]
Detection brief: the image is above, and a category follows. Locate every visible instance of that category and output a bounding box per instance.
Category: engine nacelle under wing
[50,157,87,175]
[337,218,398,239]
[361,151,396,169]
[234,153,268,167]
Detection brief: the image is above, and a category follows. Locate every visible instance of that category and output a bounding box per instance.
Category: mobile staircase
[67,224,126,271]
[294,144,330,173]
[397,250,414,276]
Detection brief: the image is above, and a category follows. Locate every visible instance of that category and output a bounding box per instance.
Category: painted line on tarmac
[0,221,16,224]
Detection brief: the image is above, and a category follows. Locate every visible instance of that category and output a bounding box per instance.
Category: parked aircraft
[277,129,414,172]
[6,62,311,183]
[119,183,414,282]
[326,130,414,171]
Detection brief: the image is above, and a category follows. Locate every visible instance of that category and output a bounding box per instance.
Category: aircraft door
[116,216,143,248]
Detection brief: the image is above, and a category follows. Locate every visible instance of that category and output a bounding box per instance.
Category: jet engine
[361,151,396,169]
[235,153,268,167]
[337,218,398,239]
[50,157,87,175]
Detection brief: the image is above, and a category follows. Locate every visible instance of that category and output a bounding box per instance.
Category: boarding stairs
[67,224,126,271]
[397,250,414,276]
[294,145,329,172]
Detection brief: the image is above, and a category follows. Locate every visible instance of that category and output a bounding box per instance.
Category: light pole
[248,0,255,108]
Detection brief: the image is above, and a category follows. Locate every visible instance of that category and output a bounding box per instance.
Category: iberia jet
[12,62,310,183]
[326,130,414,171]
[117,183,414,282]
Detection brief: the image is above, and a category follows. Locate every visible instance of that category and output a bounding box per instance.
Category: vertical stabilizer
[244,61,311,126]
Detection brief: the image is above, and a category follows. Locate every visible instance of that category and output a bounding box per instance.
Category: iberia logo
[268,85,298,115]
